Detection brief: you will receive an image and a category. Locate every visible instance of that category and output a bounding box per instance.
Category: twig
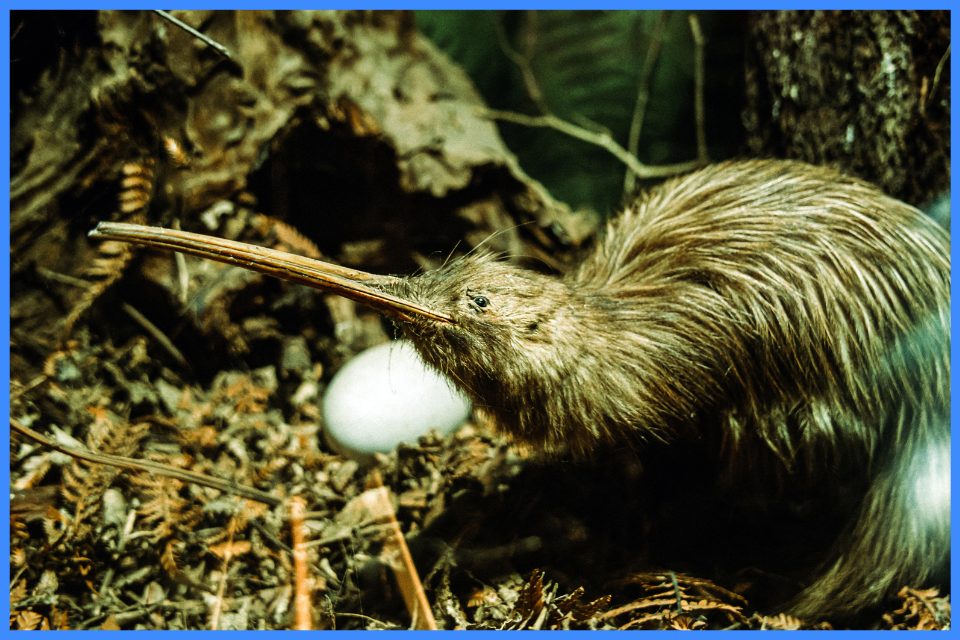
[490,10,706,190]
[209,515,238,630]
[36,266,89,288]
[481,108,704,179]
[11,418,282,506]
[334,613,401,629]
[670,570,683,614]
[624,11,670,196]
[290,497,312,630]
[688,14,709,164]
[250,518,294,554]
[496,11,549,115]
[919,76,930,115]
[531,582,556,630]
[12,374,49,400]
[172,219,190,304]
[121,302,191,371]
[927,43,951,111]
[153,10,233,60]
[367,470,438,630]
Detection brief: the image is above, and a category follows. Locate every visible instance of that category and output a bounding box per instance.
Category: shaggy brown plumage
[393,160,950,619]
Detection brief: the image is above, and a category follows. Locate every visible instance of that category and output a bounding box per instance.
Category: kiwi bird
[91,159,950,619]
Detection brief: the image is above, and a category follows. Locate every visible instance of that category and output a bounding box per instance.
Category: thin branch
[12,374,48,400]
[121,302,191,371]
[624,11,670,196]
[688,13,709,164]
[209,515,237,630]
[334,613,401,629]
[496,11,549,114]
[153,10,233,60]
[480,108,704,179]
[11,418,282,506]
[368,470,438,630]
[919,76,930,116]
[489,10,710,196]
[172,218,190,304]
[927,43,951,111]
[670,570,683,614]
[290,497,312,630]
[36,266,89,288]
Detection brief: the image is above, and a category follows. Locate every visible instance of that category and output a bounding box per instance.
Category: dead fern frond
[515,569,546,623]
[133,472,203,542]
[61,156,154,337]
[253,456,290,485]
[256,215,322,258]
[61,227,136,337]
[160,539,213,593]
[60,410,150,541]
[882,586,950,630]
[13,610,45,631]
[600,572,747,630]
[214,372,272,414]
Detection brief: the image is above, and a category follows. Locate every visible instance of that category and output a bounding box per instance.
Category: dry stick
[11,419,282,506]
[688,14,709,164]
[919,76,930,116]
[121,302,191,370]
[152,10,233,60]
[209,515,237,631]
[530,582,557,630]
[489,11,707,191]
[11,136,111,210]
[502,12,618,144]
[36,266,89,288]
[334,613,400,629]
[624,11,671,196]
[488,13,708,199]
[12,375,48,401]
[928,43,951,111]
[670,570,683,614]
[367,470,438,630]
[481,108,704,180]
[290,497,312,630]
[496,11,549,115]
[171,219,190,304]
[601,596,691,620]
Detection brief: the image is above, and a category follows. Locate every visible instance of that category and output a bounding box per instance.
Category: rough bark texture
[743,10,950,207]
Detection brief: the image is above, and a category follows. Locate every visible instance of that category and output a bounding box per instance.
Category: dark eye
[472,295,490,309]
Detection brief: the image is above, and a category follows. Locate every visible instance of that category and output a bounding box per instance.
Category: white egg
[321,340,471,462]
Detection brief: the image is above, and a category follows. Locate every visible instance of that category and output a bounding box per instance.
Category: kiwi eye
[472,295,490,309]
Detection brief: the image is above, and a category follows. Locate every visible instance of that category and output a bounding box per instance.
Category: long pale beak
[89,222,455,325]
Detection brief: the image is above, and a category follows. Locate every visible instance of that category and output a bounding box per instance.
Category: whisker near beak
[89,222,455,325]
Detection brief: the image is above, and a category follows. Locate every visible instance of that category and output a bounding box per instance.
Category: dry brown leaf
[50,607,70,630]
[10,580,28,608]
[209,539,252,559]
[101,613,121,630]
[515,570,545,621]
[467,585,500,608]
[15,610,44,631]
